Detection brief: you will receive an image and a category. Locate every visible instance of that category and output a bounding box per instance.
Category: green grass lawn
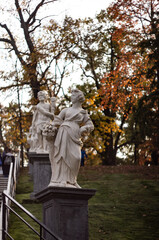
[8,166,159,240]
[8,168,42,240]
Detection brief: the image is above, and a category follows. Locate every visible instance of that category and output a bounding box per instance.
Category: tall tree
[52,11,153,165]
[0,0,73,156]
[107,0,159,163]
[49,15,129,164]
[0,0,69,102]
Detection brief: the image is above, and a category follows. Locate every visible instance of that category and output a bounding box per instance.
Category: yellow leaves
[95,114,121,138]
[85,92,100,109]
[87,98,94,105]
[0,105,32,151]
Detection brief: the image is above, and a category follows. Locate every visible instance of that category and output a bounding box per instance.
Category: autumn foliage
[0,0,158,165]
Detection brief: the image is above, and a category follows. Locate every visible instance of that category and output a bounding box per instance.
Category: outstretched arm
[37,105,54,120]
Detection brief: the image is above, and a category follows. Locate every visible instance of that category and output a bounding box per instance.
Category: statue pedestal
[27,151,36,179]
[35,187,96,240]
[27,152,51,199]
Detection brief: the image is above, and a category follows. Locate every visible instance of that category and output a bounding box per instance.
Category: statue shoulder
[57,108,67,119]
[60,108,67,113]
[80,109,88,115]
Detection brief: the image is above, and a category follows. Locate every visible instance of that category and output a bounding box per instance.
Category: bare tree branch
[0,23,26,66]
[26,0,45,26]
[0,82,30,91]
[26,0,57,26]
[15,0,34,53]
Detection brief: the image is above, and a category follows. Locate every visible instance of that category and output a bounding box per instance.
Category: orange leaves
[100,53,153,118]
[99,3,154,117]
[100,69,152,118]
[108,0,159,38]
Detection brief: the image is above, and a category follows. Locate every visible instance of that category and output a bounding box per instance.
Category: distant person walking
[2,148,14,177]
[81,148,87,166]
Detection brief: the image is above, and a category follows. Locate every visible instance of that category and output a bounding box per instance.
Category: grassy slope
[8,168,42,240]
[8,166,159,240]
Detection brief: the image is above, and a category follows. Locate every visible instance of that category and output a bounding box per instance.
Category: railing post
[40,225,43,240]
[1,191,59,240]
[2,192,6,240]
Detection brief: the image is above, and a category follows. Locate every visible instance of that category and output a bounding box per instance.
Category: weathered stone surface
[27,89,94,189]
[27,91,55,154]
[36,187,96,240]
[47,89,94,188]
[28,152,51,199]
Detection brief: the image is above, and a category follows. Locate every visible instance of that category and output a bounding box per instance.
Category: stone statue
[30,91,55,153]
[44,89,94,188]
[27,126,38,152]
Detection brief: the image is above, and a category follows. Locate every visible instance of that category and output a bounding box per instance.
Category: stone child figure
[31,91,55,153]
[48,89,94,188]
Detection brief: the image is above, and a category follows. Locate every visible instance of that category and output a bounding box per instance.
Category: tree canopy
[0,0,158,165]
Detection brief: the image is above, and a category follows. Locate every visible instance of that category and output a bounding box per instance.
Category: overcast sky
[51,0,113,20]
[0,0,114,105]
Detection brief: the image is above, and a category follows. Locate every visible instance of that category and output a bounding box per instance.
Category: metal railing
[0,154,21,240]
[6,152,21,199]
[2,191,62,240]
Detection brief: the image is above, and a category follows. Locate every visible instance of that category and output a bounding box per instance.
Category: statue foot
[36,148,49,154]
[48,181,81,188]
[74,182,81,188]
[29,148,36,153]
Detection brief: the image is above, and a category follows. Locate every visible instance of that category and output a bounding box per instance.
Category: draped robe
[49,107,94,188]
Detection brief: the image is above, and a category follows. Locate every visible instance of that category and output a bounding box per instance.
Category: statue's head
[38,91,47,101]
[71,89,85,103]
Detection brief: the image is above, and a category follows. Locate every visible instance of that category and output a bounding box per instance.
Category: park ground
[8,165,159,240]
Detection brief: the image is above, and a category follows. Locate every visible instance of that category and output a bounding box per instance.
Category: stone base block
[27,152,51,199]
[36,186,96,240]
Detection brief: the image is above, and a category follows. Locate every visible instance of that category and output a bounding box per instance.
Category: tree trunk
[26,62,40,100]
[100,135,117,165]
[30,76,41,100]
[134,143,138,165]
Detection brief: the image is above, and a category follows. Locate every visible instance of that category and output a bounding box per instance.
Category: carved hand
[80,126,89,136]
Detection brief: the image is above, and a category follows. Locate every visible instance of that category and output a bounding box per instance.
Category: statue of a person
[47,89,94,188]
[31,91,55,153]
